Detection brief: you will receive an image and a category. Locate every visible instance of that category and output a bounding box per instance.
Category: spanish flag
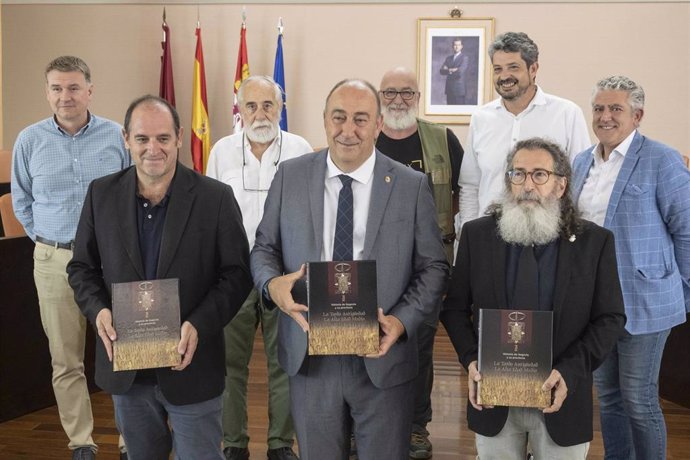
[191,24,210,174]
[232,19,250,134]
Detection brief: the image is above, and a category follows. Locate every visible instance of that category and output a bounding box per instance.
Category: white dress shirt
[206,130,313,248]
[457,86,591,230]
[578,130,637,226]
[322,150,376,262]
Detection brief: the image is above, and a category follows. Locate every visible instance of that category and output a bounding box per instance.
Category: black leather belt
[442,233,457,244]
[36,235,74,250]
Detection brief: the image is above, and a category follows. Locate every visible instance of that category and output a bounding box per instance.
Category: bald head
[379,67,420,132]
[380,67,419,93]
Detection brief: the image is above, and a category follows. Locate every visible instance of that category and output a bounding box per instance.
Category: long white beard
[497,190,562,246]
[245,120,279,144]
[382,104,418,131]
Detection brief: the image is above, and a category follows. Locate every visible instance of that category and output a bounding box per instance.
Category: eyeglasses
[242,133,282,192]
[506,168,563,185]
[379,89,418,101]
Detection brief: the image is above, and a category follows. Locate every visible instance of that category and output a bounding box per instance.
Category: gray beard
[245,121,279,144]
[497,190,562,246]
[382,105,417,131]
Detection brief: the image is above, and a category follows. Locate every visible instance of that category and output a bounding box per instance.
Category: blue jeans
[112,384,224,460]
[594,329,670,460]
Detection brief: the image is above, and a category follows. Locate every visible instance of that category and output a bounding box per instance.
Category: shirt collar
[326,148,376,185]
[592,129,637,164]
[51,111,93,136]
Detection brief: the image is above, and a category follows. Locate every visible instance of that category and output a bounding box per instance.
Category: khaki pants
[33,242,96,450]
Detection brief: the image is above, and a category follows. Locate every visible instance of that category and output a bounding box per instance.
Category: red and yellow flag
[191,25,210,174]
[232,20,250,134]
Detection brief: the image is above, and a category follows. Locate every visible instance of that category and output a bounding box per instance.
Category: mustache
[516,190,542,203]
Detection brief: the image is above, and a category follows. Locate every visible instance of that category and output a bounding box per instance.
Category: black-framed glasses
[242,133,281,192]
[379,89,418,101]
[506,168,563,185]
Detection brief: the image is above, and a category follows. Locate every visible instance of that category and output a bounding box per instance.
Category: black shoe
[120,451,128,460]
[267,447,299,460]
[224,446,250,460]
[72,447,96,460]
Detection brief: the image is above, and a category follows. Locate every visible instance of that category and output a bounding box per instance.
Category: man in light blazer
[67,95,253,459]
[572,75,690,460]
[250,79,449,460]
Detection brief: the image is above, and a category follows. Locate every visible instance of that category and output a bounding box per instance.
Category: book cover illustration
[112,278,181,371]
[307,260,378,355]
[477,309,553,408]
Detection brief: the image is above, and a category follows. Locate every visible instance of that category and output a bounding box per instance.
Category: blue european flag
[273,33,288,131]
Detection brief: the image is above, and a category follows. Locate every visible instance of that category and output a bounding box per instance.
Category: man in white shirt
[456,32,590,232]
[206,75,312,460]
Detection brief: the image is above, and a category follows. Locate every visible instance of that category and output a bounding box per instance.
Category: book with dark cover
[477,309,553,408]
[111,278,181,371]
[307,260,378,355]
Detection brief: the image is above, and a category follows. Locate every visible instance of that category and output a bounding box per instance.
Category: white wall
[3,2,689,165]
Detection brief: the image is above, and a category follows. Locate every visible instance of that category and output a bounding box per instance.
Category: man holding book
[441,137,625,458]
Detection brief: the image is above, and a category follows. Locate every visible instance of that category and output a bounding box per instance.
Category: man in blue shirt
[11,56,130,460]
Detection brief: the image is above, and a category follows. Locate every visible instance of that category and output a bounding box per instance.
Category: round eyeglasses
[379,89,418,101]
[506,168,563,186]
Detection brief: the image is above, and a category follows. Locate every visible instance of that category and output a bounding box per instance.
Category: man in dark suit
[251,79,449,460]
[441,137,625,458]
[440,38,470,105]
[67,95,252,460]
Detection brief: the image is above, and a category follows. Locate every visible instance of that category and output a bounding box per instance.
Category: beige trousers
[33,242,96,450]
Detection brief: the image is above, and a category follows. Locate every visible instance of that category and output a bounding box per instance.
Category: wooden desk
[0,236,96,422]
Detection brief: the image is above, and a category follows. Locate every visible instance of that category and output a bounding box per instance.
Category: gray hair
[488,32,539,68]
[237,75,284,110]
[45,56,91,83]
[592,75,645,112]
[490,137,582,237]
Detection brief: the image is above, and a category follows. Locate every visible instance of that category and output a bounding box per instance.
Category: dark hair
[123,95,180,135]
[488,32,539,68]
[45,56,91,83]
[491,137,582,237]
[324,79,382,117]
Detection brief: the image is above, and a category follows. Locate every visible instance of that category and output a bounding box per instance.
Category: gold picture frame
[417,17,495,125]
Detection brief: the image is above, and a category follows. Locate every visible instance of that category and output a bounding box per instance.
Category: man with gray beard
[375,67,463,459]
[441,138,625,459]
[206,76,311,460]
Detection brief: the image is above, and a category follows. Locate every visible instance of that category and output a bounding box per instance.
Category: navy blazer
[441,216,625,446]
[67,163,252,405]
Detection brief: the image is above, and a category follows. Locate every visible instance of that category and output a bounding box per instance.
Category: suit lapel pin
[569,234,576,243]
[385,175,391,183]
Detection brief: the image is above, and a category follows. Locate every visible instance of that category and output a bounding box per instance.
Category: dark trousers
[412,321,437,433]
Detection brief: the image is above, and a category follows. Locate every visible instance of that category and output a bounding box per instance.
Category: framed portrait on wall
[417,17,495,125]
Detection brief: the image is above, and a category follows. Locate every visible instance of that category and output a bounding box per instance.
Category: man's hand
[96,308,117,362]
[268,264,309,332]
[542,369,568,413]
[467,360,485,410]
[365,308,404,358]
[172,321,198,371]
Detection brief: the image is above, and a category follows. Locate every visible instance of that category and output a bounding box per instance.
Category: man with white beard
[206,76,312,460]
[374,67,463,459]
[441,137,625,459]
